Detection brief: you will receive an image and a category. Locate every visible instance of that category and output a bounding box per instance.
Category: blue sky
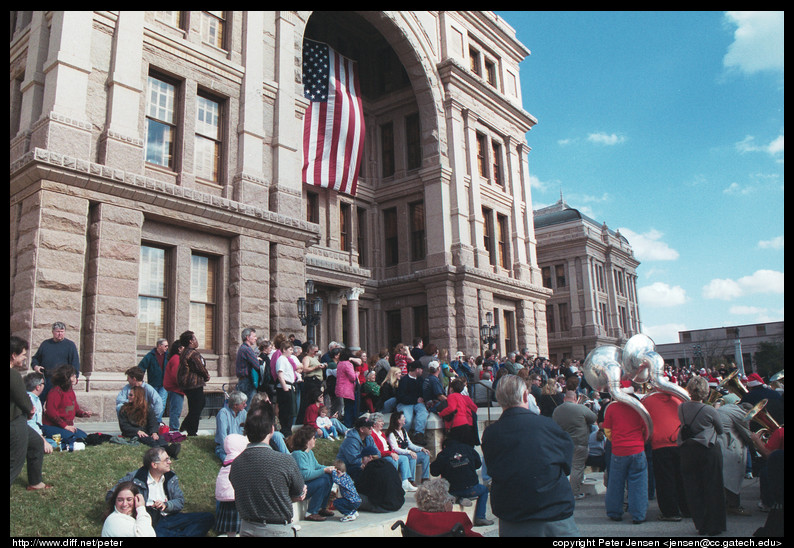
[497,11,784,343]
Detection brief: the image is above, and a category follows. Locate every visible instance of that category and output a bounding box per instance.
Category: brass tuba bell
[718,369,748,399]
[743,398,782,441]
[583,344,653,440]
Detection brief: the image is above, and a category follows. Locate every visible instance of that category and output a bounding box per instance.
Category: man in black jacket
[430,435,493,526]
[482,374,578,536]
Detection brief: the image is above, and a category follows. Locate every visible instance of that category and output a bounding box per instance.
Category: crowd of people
[10,325,784,537]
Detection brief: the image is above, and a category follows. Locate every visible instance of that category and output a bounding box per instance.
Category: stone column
[229,235,270,357]
[82,204,144,383]
[11,188,89,352]
[99,11,145,171]
[31,11,94,159]
[268,242,305,339]
[345,287,365,351]
[234,11,269,209]
[12,11,48,157]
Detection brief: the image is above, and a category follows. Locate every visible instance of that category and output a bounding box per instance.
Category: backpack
[679,405,705,441]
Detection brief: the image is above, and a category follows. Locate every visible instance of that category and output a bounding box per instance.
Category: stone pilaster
[269,242,306,339]
[11,188,89,348]
[82,204,144,378]
[229,235,271,355]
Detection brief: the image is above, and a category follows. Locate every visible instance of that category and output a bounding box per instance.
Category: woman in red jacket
[42,364,91,446]
[162,340,185,432]
[438,378,479,446]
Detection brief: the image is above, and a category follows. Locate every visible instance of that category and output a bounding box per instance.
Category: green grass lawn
[10,435,342,537]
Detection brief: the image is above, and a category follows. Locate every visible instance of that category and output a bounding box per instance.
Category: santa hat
[620,379,634,394]
[746,373,765,388]
[707,376,719,388]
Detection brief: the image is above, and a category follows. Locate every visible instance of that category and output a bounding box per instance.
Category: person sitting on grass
[214,433,249,537]
[106,446,214,537]
[316,405,345,440]
[118,386,181,458]
[102,481,156,537]
[42,363,92,447]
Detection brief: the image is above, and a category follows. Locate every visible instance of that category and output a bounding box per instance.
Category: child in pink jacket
[214,434,249,536]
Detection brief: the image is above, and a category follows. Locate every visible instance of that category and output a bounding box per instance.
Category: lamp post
[297,280,322,346]
[692,344,703,370]
[480,311,499,353]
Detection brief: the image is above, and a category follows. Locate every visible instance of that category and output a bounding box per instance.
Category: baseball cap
[455,351,465,358]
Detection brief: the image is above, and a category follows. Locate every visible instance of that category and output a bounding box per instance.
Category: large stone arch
[296,10,449,174]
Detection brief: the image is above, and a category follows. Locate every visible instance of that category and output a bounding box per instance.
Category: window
[546,306,555,333]
[195,92,223,182]
[491,140,503,186]
[475,133,488,178]
[482,207,494,266]
[559,303,570,332]
[138,246,169,348]
[469,46,481,76]
[413,306,428,347]
[599,302,608,328]
[595,263,606,292]
[405,113,422,171]
[306,191,319,224]
[503,310,515,352]
[386,310,402,350]
[156,11,184,29]
[410,201,426,261]
[357,207,367,266]
[618,306,628,333]
[340,202,352,252]
[542,266,552,289]
[756,324,766,336]
[497,214,509,268]
[383,207,398,266]
[145,74,177,169]
[555,264,566,288]
[201,11,226,49]
[485,59,497,87]
[381,122,394,178]
[190,253,217,351]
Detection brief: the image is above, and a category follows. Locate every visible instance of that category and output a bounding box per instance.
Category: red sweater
[304,403,322,430]
[43,386,87,428]
[604,401,647,456]
[642,392,683,450]
[438,392,478,429]
[371,430,397,459]
[163,355,185,395]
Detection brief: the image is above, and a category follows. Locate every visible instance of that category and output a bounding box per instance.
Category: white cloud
[642,323,687,345]
[587,132,626,146]
[703,269,784,300]
[557,138,574,146]
[618,228,679,261]
[758,235,784,250]
[723,182,754,195]
[702,278,745,300]
[737,269,784,294]
[638,282,688,307]
[729,305,767,315]
[723,11,784,75]
[736,134,785,157]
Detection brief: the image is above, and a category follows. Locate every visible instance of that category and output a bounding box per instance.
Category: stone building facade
[10,11,549,420]
[533,197,642,364]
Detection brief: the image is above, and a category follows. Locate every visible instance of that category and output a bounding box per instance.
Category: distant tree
[753,340,784,380]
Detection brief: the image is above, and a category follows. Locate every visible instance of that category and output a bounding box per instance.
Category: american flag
[302,38,365,197]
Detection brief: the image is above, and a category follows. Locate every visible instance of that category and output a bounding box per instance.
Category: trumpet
[743,398,782,441]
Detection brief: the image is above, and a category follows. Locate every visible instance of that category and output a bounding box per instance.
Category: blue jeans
[450,483,489,519]
[305,474,332,515]
[605,451,648,522]
[408,451,430,481]
[396,402,428,434]
[333,495,360,516]
[269,431,289,454]
[498,514,579,537]
[166,392,184,431]
[41,424,87,445]
[318,418,347,438]
[381,397,397,413]
[154,511,214,537]
[388,454,414,482]
[154,386,168,423]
